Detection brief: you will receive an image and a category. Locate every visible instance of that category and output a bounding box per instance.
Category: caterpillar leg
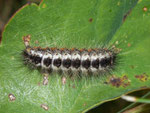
[41,69,49,85]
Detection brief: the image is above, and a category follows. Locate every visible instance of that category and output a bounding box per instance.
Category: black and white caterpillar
[23,35,117,75]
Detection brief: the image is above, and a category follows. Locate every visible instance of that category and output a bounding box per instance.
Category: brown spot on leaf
[8,93,16,102]
[128,43,131,47]
[122,75,128,80]
[109,77,122,88]
[41,104,49,111]
[143,6,148,12]
[22,35,31,47]
[135,73,148,82]
[106,75,130,88]
[130,65,135,69]
[89,18,93,22]
[123,9,132,22]
[61,76,67,85]
[83,103,86,106]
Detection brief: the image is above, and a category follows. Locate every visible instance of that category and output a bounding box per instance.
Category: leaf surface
[0,0,150,113]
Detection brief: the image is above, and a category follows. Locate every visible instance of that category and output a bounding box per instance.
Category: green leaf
[0,0,150,113]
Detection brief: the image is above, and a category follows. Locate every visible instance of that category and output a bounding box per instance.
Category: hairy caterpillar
[22,35,117,76]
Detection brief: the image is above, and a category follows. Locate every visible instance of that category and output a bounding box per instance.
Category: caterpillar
[22,35,117,76]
